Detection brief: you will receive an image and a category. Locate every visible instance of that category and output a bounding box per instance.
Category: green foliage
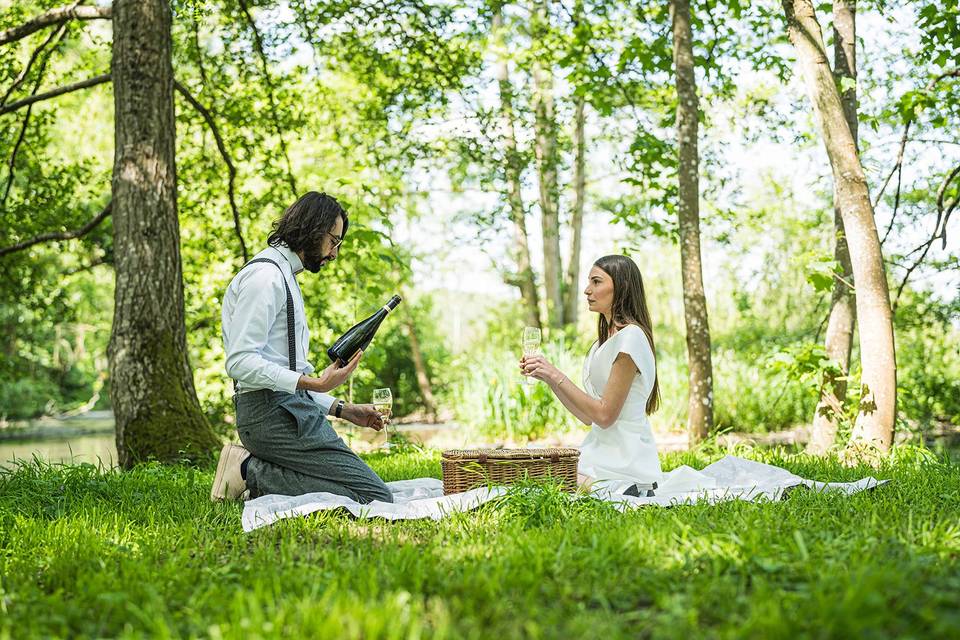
[893,290,960,433]
[450,304,586,442]
[712,348,817,434]
[0,249,112,420]
[0,449,958,638]
[347,296,452,419]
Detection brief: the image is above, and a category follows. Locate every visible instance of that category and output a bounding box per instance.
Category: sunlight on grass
[1,448,958,638]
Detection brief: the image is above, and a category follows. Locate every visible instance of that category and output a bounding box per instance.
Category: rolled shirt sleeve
[307,390,335,414]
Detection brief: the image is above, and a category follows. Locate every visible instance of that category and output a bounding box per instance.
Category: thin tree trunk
[564,81,586,328]
[808,0,858,454]
[531,0,563,329]
[109,0,219,468]
[783,0,896,453]
[403,315,438,422]
[671,0,714,445]
[493,6,541,329]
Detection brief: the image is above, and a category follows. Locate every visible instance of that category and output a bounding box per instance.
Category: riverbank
[3,410,958,469]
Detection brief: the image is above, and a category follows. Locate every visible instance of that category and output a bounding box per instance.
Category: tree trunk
[808,0,858,455]
[564,71,586,328]
[671,0,714,445]
[109,0,220,468]
[403,315,438,422]
[783,0,896,453]
[493,6,541,329]
[531,0,563,329]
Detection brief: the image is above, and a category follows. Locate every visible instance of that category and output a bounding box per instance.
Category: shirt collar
[272,243,304,275]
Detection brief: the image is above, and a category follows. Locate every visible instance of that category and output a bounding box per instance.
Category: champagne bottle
[327,295,402,364]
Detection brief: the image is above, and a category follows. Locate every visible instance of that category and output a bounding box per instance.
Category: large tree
[109,0,219,466]
[0,1,221,466]
[671,0,714,444]
[493,3,541,329]
[530,0,564,329]
[783,0,897,453]
[808,0,858,455]
[562,0,587,330]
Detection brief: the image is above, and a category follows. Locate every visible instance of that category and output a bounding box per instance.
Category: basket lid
[442,448,580,461]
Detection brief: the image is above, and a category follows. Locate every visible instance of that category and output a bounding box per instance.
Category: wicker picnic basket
[441,448,580,495]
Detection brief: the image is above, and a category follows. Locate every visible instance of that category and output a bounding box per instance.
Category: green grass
[1,446,958,639]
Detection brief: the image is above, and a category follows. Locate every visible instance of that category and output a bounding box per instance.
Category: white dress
[578,325,663,485]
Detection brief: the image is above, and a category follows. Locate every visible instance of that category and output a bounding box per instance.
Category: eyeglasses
[327,232,343,250]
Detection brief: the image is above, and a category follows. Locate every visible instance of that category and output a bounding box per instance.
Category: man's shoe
[210,443,250,502]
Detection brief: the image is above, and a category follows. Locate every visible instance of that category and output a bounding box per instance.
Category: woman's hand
[313,349,363,392]
[519,354,564,386]
[340,403,385,431]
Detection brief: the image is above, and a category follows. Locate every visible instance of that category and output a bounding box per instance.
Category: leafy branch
[173,80,249,262]
[0,201,112,258]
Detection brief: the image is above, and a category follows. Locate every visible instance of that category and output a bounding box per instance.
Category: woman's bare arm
[526,353,637,428]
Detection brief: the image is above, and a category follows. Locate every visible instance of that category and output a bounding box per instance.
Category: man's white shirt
[221,244,335,414]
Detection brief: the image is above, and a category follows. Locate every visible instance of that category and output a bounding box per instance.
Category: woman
[520,254,662,494]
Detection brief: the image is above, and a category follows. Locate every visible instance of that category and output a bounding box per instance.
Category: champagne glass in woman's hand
[373,387,393,449]
[521,326,541,385]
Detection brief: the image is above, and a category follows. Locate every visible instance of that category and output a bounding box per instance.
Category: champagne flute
[373,387,393,449]
[521,326,541,385]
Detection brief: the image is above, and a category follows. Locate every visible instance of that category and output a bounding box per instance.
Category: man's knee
[359,481,393,504]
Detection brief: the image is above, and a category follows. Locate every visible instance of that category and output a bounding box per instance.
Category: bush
[0,376,62,420]
[450,336,584,442]
[895,290,960,425]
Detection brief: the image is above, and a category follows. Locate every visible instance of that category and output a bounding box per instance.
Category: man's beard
[302,250,329,273]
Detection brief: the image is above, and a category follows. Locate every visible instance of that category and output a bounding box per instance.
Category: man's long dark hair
[594,254,661,414]
[267,191,348,253]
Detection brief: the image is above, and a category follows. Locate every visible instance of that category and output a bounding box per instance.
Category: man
[211,191,393,504]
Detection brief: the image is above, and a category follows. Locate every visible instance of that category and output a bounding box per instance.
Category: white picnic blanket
[241,454,886,532]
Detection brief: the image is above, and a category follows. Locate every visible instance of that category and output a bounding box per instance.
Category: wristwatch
[334,399,345,418]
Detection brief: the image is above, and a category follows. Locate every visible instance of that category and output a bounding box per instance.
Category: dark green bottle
[327,295,402,364]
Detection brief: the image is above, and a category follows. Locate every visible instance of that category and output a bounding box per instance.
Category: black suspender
[239,258,297,372]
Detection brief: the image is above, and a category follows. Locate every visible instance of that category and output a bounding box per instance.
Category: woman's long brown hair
[594,255,660,414]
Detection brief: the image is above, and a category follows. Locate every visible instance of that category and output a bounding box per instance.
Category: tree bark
[109,0,219,468]
[783,0,896,453]
[808,0,858,454]
[493,6,541,329]
[531,0,563,329]
[671,0,714,445]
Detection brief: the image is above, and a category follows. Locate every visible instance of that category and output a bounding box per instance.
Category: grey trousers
[234,389,393,503]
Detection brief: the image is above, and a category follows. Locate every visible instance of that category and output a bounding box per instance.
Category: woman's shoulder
[614,324,653,350]
[613,323,644,338]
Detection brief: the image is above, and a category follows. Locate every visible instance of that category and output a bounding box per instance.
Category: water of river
[0,413,468,469]
[3,414,955,470]
[0,433,118,469]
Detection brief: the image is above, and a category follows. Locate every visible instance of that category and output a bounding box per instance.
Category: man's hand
[299,350,363,393]
[320,349,364,390]
[340,403,385,431]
